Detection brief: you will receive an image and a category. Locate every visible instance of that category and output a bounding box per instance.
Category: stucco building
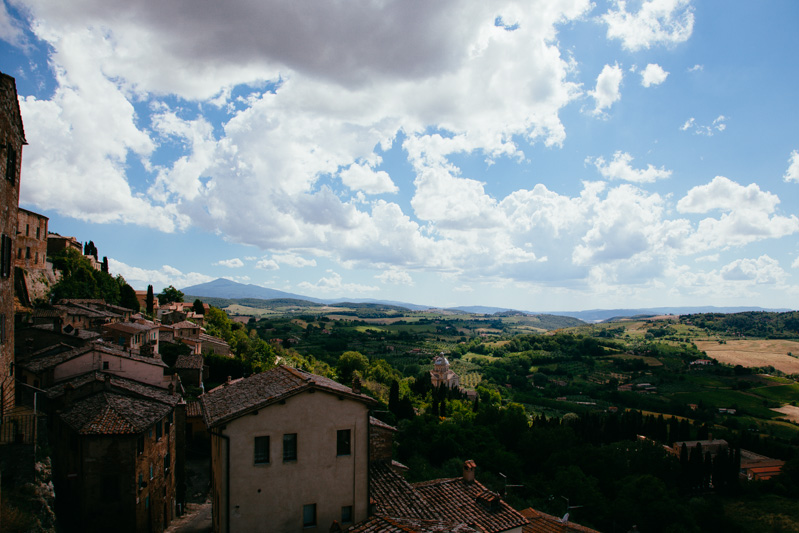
[0,71,25,418]
[201,365,377,532]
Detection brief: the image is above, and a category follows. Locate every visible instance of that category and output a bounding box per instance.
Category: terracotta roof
[19,342,168,374]
[520,508,600,533]
[172,321,200,329]
[346,515,480,533]
[369,462,528,533]
[370,416,398,432]
[30,323,100,340]
[200,365,377,428]
[60,391,172,435]
[46,371,180,406]
[413,477,529,533]
[176,354,205,370]
[186,401,203,418]
[103,321,159,334]
[199,333,229,346]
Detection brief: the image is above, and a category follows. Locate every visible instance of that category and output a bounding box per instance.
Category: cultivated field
[772,405,799,423]
[694,339,799,374]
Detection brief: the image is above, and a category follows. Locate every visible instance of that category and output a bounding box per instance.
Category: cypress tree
[146,284,154,315]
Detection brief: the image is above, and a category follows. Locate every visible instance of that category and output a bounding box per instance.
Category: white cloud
[687,64,703,72]
[0,1,25,46]
[590,63,623,115]
[272,253,317,268]
[376,270,414,286]
[108,259,213,291]
[720,255,786,284]
[793,256,799,269]
[784,150,799,183]
[677,176,799,251]
[602,0,695,51]
[590,151,672,183]
[214,258,244,268]
[339,162,398,195]
[640,63,669,87]
[297,271,379,295]
[679,115,726,136]
[255,259,279,271]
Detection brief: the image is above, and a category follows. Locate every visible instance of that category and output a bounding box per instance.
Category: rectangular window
[102,361,109,370]
[6,146,16,184]
[16,248,21,259]
[302,504,316,528]
[138,473,144,489]
[149,464,154,480]
[341,505,353,524]
[25,247,30,259]
[137,435,144,455]
[283,433,297,462]
[337,429,351,456]
[36,227,40,239]
[156,420,163,441]
[1,234,12,278]
[164,452,170,473]
[34,251,38,264]
[25,224,29,236]
[254,436,270,464]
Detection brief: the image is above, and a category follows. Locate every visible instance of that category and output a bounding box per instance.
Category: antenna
[498,472,523,497]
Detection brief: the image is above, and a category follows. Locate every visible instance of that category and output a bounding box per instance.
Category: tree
[193,298,205,315]
[101,256,108,273]
[336,351,368,385]
[146,285,154,315]
[119,283,140,312]
[389,380,400,417]
[158,285,184,305]
[84,240,98,260]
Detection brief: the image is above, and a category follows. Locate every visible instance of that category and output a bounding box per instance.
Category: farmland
[694,339,799,374]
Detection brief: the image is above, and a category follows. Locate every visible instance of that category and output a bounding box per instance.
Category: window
[25,247,30,259]
[0,234,11,278]
[283,433,297,462]
[149,464,154,480]
[341,505,353,524]
[138,473,144,489]
[137,435,144,455]
[254,436,270,464]
[156,420,163,441]
[36,227,40,239]
[6,145,16,185]
[34,251,38,264]
[336,429,351,456]
[302,504,316,528]
[25,224,29,236]
[164,452,171,473]
[102,361,109,370]
[16,248,21,259]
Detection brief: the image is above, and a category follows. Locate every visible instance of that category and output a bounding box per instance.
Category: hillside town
[2,63,799,532]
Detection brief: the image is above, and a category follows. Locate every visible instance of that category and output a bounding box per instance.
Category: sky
[1,0,798,312]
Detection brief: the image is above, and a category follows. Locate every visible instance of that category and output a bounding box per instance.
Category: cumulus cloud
[272,254,317,268]
[339,162,398,195]
[602,0,695,51]
[297,271,379,295]
[590,151,672,183]
[590,64,623,115]
[108,259,213,291]
[784,150,799,183]
[793,256,799,269]
[641,63,668,87]
[376,270,414,286]
[255,259,279,271]
[214,258,244,268]
[680,115,726,136]
[720,255,786,284]
[677,176,799,251]
[0,1,25,46]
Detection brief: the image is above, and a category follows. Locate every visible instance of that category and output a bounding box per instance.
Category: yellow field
[772,405,799,423]
[694,339,799,374]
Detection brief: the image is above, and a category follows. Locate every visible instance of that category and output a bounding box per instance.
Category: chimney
[351,376,361,395]
[104,373,112,391]
[225,376,231,386]
[463,460,477,483]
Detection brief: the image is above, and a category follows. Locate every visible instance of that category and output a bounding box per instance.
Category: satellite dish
[561,513,569,524]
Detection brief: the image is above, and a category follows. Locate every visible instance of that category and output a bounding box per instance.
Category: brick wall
[369,424,394,463]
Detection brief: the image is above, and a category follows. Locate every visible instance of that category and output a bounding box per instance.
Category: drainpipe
[209,428,230,533]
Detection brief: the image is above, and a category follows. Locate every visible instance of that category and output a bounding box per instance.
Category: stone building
[430,353,460,389]
[201,365,377,532]
[16,207,48,271]
[0,71,25,417]
[48,372,185,533]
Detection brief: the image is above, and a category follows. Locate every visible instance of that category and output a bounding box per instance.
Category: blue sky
[2,0,798,311]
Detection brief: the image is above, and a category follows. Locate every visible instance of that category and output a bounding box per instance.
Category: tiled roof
[185,401,203,418]
[370,462,440,521]
[172,321,200,329]
[370,416,398,432]
[19,342,167,374]
[46,371,180,406]
[103,321,158,334]
[413,478,529,533]
[175,354,205,369]
[199,333,229,346]
[520,508,600,533]
[200,365,376,428]
[31,323,100,340]
[346,515,480,533]
[60,391,172,435]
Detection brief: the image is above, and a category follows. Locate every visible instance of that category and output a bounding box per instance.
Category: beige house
[430,354,460,389]
[201,365,377,532]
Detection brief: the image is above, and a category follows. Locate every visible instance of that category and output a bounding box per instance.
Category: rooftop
[60,391,172,435]
[18,341,168,374]
[200,365,376,428]
[175,354,205,370]
[345,516,480,533]
[520,508,600,533]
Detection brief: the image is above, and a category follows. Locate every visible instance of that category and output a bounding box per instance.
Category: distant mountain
[181,278,429,310]
[181,279,793,321]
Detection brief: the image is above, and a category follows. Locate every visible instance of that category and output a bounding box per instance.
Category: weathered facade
[49,372,184,533]
[201,366,377,532]
[0,71,25,417]
[16,207,48,271]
